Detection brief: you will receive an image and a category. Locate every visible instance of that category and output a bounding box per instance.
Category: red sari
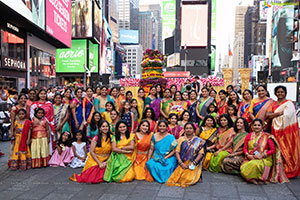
[217,99,227,116]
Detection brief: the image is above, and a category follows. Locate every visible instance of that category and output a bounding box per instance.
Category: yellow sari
[199,128,218,169]
[137,97,144,123]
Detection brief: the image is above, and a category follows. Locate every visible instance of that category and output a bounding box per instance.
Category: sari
[117,94,125,112]
[198,97,215,124]
[270,100,300,178]
[137,97,144,123]
[54,103,70,140]
[249,98,273,131]
[70,98,84,135]
[146,134,177,183]
[222,132,248,174]
[160,98,173,119]
[148,120,156,133]
[189,100,199,122]
[217,99,227,116]
[208,127,235,172]
[133,133,154,181]
[199,127,218,169]
[104,134,136,182]
[145,96,161,120]
[94,96,113,114]
[69,135,112,183]
[82,96,95,123]
[101,111,112,123]
[239,102,251,123]
[167,125,183,139]
[166,136,206,188]
[240,132,288,183]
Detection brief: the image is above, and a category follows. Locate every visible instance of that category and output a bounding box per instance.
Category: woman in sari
[266,86,300,178]
[237,89,253,124]
[145,86,160,120]
[142,107,157,133]
[196,87,215,124]
[228,91,242,111]
[62,88,72,105]
[133,120,153,181]
[240,119,288,184]
[169,91,188,117]
[166,122,206,187]
[82,87,95,125]
[160,89,173,120]
[208,114,235,173]
[188,90,199,123]
[109,87,118,108]
[217,90,228,116]
[146,120,177,183]
[137,88,145,123]
[167,113,183,139]
[70,120,112,183]
[249,85,273,132]
[70,88,84,136]
[104,121,136,182]
[222,117,249,174]
[53,94,70,140]
[169,84,177,99]
[117,86,126,112]
[94,86,113,114]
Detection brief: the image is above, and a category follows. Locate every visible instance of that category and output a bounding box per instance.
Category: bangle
[178,160,183,165]
[192,161,197,165]
[262,152,266,158]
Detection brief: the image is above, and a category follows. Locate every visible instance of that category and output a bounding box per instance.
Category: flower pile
[169,105,184,117]
[199,76,224,86]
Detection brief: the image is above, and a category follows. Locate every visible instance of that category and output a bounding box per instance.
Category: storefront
[0,19,27,90]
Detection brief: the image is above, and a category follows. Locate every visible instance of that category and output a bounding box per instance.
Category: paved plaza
[0,141,299,200]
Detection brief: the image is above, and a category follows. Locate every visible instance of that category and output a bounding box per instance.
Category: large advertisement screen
[1,0,45,30]
[72,0,93,38]
[56,39,87,73]
[119,30,139,44]
[162,0,176,40]
[89,40,99,73]
[181,4,208,47]
[46,0,72,47]
[94,2,103,43]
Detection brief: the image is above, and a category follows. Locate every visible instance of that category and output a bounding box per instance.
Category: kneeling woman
[104,121,136,182]
[240,119,288,184]
[166,122,205,187]
[146,120,177,183]
[69,120,112,183]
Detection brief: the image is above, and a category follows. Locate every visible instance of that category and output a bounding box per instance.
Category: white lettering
[3,57,26,69]
[54,10,67,32]
[7,23,19,32]
[59,49,84,59]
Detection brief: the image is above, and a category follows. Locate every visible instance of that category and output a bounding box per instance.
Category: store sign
[2,56,26,71]
[56,39,87,73]
[7,23,19,33]
[46,0,72,47]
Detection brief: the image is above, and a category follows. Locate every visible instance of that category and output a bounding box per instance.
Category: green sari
[198,97,215,124]
[160,98,173,119]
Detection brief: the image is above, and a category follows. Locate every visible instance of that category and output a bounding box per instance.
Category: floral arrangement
[142,49,164,60]
[139,78,168,87]
[199,76,224,86]
[169,105,184,117]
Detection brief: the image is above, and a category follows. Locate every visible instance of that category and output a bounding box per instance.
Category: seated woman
[166,122,206,188]
[104,121,136,183]
[133,120,153,181]
[146,120,177,183]
[240,119,288,184]
[222,117,249,174]
[208,114,235,173]
[199,115,218,169]
[167,113,183,139]
[69,121,112,183]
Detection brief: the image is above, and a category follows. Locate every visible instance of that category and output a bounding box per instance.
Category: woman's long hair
[115,120,130,141]
[142,107,156,121]
[36,88,48,101]
[234,117,250,133]
[218,114,234,128]
[97,120,112,147]
[136,119,151,134]
[227,91,240,107]
[90,112,102,132]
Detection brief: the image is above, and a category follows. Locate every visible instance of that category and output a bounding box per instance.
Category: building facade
[118,0,139,30]
[139,11,154,50]
[124,44,143,78]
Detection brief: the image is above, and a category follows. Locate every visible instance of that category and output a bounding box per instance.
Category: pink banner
[46,0,72,47]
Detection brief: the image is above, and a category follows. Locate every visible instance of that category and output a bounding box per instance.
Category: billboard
[181,4,208,47]
[46,0,72,47]
[72,0,93,38]
[119,30,139,44]
[89,41,99,73]
[56,39,87,73]
[94,2,103,43]
[162,0,176,40]
[1,0,45,30]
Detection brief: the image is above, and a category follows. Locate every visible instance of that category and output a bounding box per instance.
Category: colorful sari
[208,127,235,172]
[222,132,248,174]
[198,97,215,124]
[83,97,95,123]
[199,127,218,169]
[117,94,125,112]
[101,111,112,123]
[167,125,183,139]
[249,98,273,131]
[240,132,288,183]
[71,98,84,135]
[104,134,136,182]
[145,96,160,120]
[69,135,112,183]
[133,133,154,181]
[217,99,227,116]
[270,100,300,178]
[189,101,199,122]
[94,96,113,114]
[54,103,70,140]
[137,97,144,123]
[166,136,206,188]
[160,98,173,119]
[146,134,177,183]
[239,102,251,123]
[148,120,156,133]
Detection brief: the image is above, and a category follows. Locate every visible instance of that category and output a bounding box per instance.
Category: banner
[89,41,99,73]
[162,0,176,40]
[72,0,93,38]
[120,30,139,44]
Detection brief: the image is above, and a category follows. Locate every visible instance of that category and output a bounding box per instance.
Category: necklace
[252,132,262,148]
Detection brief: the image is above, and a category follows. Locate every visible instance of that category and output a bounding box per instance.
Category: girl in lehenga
[9,109,32,170]
[166,122,206,188]
[208,114,235,173]
[104,120,136,183]
[146,120,177,183]
[199,115,218,169]
[240,119,288,184]
[133,120,153,181]
[28,108,50,168]
[222,117,249,174]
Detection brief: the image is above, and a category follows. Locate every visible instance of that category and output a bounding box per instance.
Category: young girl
[227,105,237,123]
[87,112,102,144]
[130,99,139,131]
[69,131,87,168]
[110,110,119,135]
[101,101,115,123]
[28,108,50,168]
[9,109,31,170]
[167,113,183,139]
[49,131,74,167]
[121,101,134,132]
[142,107,157,133]
[206,103,219,122]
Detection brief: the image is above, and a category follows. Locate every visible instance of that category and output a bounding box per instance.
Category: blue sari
[189,101,199,122]
[71,98,83,134]
[83,97,95,121]
[94,96,113,113]
[146,134,177,183]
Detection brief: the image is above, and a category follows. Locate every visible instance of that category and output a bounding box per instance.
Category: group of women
[7,82,300,187]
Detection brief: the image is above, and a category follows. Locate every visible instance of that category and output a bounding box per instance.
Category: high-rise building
[118,0,139,30]
[108,0,120,43]
[139,11,154,50]
[139,4,162,51]
[124,44,143,77]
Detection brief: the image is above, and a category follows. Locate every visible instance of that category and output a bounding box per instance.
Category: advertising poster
[0,0,45,30]
[94,1,103,43]
[56,39,87,73]
[72,0,92,38]
[100,20,107,75]
[162,0,176,40]
[119,30,139,44]
[89,41,99,73]
[46,0,72,47]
